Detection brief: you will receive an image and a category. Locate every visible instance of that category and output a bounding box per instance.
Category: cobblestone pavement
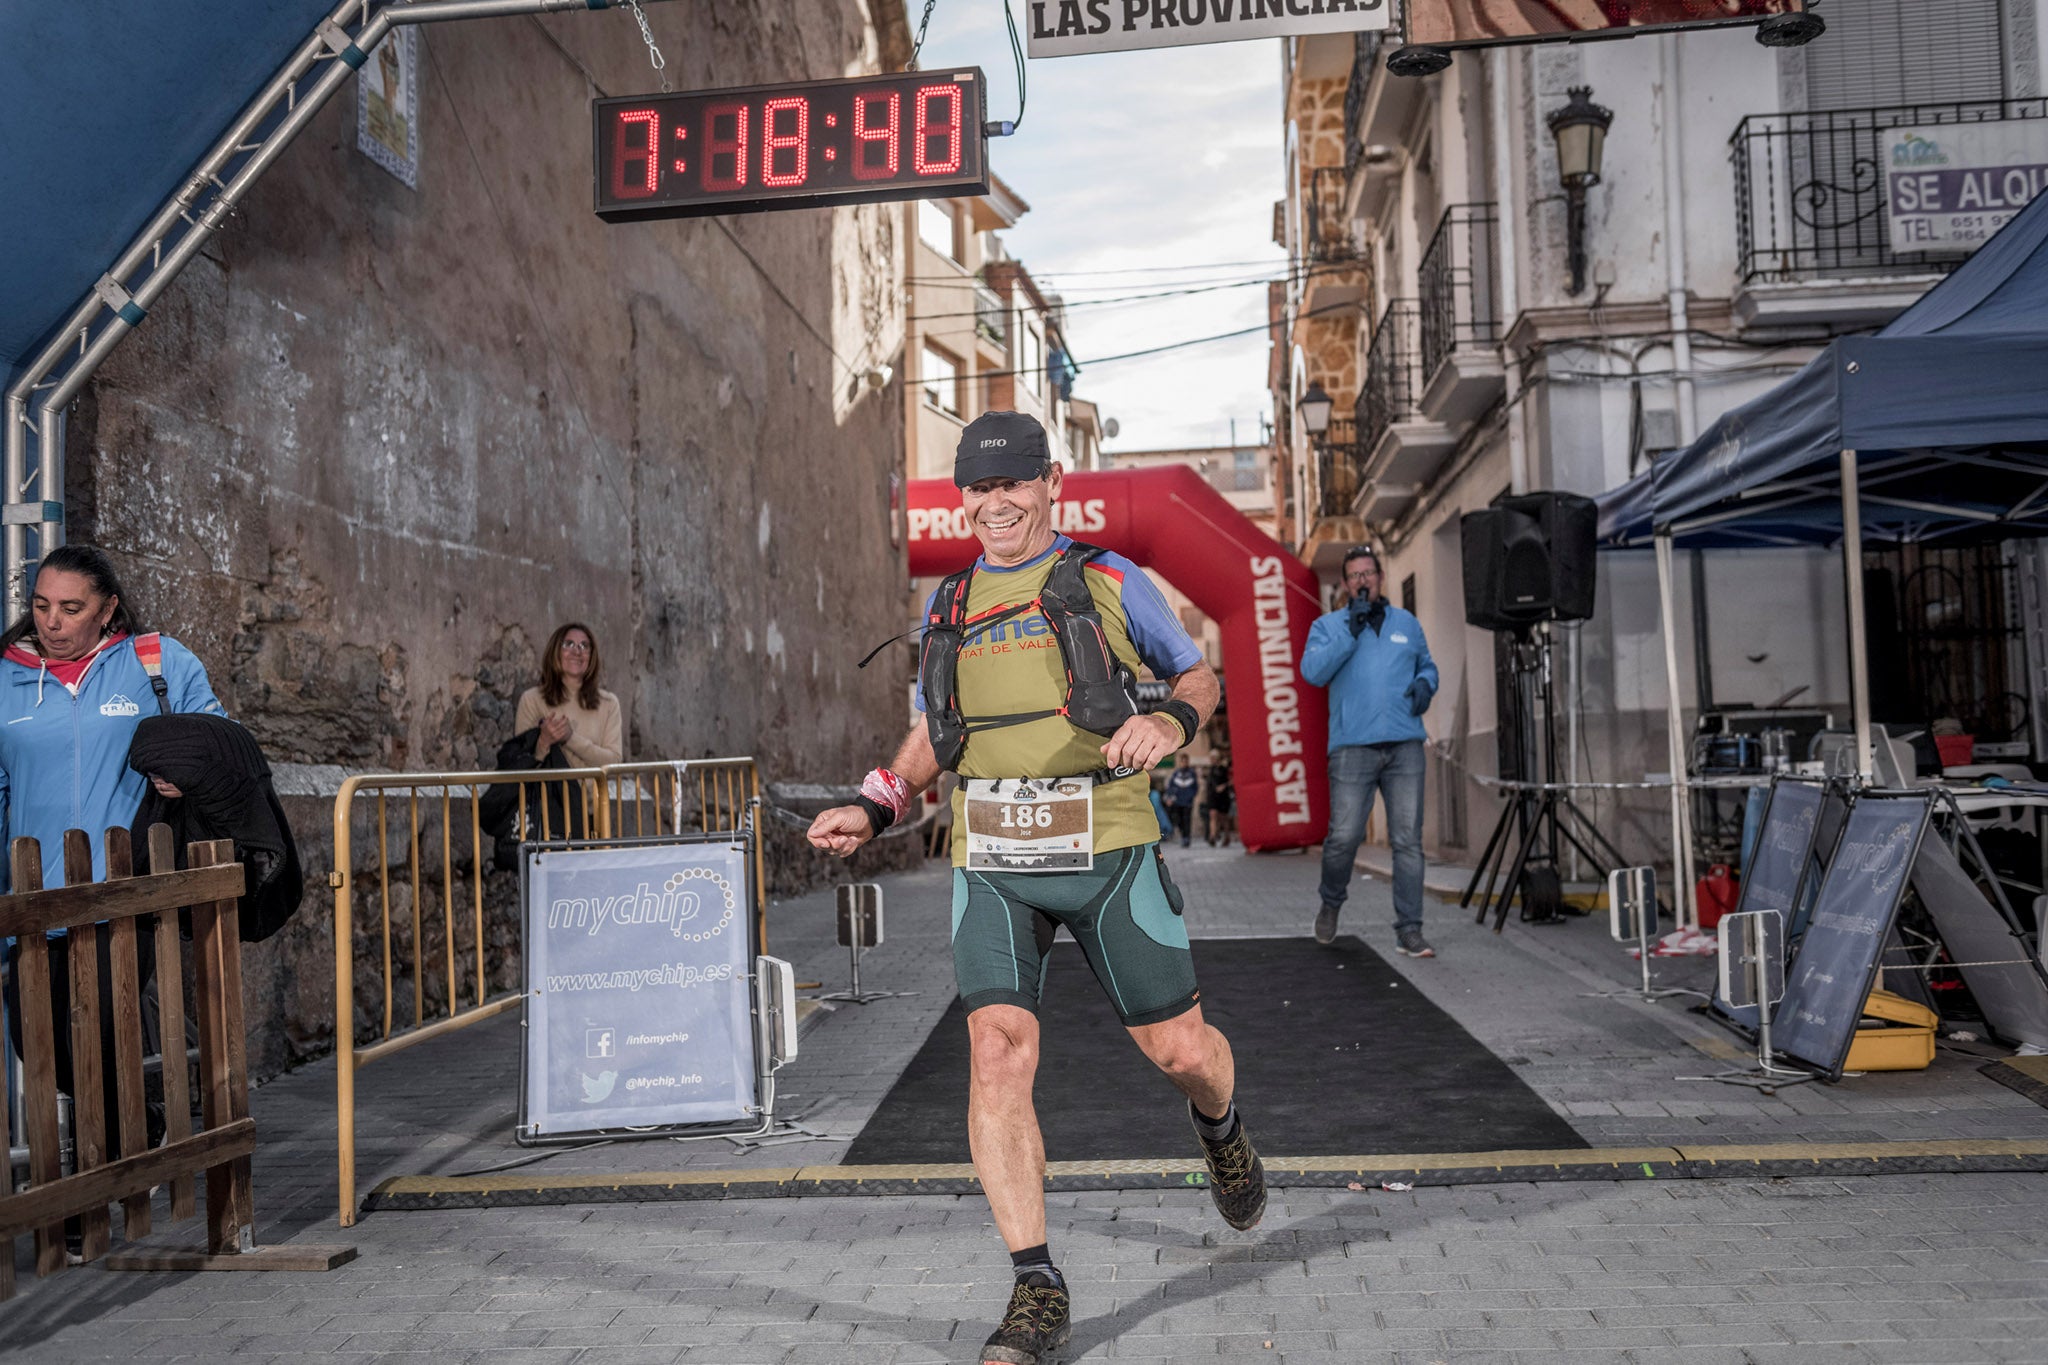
[5,839,2046,1362]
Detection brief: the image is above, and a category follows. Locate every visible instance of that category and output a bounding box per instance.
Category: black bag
[481,728,588,872]
[128,715,306,943]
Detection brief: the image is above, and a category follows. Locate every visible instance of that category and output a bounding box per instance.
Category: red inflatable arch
[906,467,1328,852]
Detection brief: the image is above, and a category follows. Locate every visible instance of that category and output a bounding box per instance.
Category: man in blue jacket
[1299,547,1439,956]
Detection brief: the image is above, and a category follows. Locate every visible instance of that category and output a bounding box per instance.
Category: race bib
[963,777,1094,872]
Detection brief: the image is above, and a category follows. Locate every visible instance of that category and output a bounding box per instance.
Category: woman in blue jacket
[1,545,227,1168]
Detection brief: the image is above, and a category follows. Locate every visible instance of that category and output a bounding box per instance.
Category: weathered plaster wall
[67,4,917,1077]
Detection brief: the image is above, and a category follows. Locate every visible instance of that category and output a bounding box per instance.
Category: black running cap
[955,410,1052,487]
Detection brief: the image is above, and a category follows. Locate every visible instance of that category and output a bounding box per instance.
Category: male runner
[810,411,1265,1365]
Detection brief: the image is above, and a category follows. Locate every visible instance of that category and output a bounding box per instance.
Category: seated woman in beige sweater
[514,622,624,768]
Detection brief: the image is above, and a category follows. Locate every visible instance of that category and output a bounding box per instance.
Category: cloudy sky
[910,2,1288,453]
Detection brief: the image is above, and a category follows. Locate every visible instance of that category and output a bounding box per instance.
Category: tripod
[1463,627,1632,933]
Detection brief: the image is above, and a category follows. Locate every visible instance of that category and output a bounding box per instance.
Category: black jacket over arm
[128,714,304,943]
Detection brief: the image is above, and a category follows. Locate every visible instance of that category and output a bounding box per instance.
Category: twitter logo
[578,1070,617,1104]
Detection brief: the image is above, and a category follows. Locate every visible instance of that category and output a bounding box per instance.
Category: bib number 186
[998,804,1056,830]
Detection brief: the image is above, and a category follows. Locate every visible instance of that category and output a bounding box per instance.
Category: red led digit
[761,96,809,187]
[852,90,900,181]
[609,108,660,199]
[913,84,962,176]
[703,101,750,192]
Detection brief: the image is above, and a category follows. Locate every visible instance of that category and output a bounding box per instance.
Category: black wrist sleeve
[1156,699,1201,747]
[854,794,895,837]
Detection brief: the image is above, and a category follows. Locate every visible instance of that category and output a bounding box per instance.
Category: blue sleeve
[161,637,229,719]
[1299,612,1354,687]
[1105,556,1203,678]
[1412,619,1439,697]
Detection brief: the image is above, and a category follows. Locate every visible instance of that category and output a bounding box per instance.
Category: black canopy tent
[1595,186,2048,920]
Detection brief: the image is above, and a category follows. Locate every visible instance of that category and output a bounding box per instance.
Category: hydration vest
[918,542,1140,772]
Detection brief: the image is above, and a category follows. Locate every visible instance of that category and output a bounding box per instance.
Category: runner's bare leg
[966,1003,1048,1250]
[1127,1003,1235,1117]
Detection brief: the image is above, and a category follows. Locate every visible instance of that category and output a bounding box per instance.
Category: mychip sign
[521,839,758,1138]
[1025,0,1388,59]
[1885,122,2048,254]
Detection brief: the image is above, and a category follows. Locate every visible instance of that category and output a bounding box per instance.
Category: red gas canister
[1696,863,1738,930]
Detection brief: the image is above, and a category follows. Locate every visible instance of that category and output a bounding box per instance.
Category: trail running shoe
[1192,1103,1267,1231]
[981,1271,1071,1365]
[1313,903,1339,945]
[1396,927,1436,958]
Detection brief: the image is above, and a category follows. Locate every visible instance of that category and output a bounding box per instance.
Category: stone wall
[64,2,917,1079]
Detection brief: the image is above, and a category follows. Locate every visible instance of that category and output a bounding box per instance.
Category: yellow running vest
[945,554,1156,864]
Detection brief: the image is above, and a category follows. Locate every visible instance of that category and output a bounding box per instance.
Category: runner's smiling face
[964,464,1064,568]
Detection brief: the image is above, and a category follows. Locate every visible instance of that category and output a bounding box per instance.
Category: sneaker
[1313,903,1339,945]
[1191,1103,1267,1231]
[981,1271,1071,1365]
[1395,927,1436,958]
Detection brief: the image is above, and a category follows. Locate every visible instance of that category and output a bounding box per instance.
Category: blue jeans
[1318,740,1426,932]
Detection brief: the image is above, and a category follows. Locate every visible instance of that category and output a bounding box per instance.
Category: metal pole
[1488,48,1529,495]
[1655,531,1696,927]
[1840,448,1873,780]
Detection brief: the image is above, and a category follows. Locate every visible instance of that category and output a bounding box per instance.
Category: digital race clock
[593,69,991,222]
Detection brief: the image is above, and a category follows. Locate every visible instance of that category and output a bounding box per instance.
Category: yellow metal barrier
[602,758,766,951]
[330,757,763,1228]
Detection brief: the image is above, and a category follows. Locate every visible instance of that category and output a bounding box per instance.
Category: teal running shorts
[950,842,1198,1027]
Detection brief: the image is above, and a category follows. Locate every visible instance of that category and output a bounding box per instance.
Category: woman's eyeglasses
[561,640,592,653]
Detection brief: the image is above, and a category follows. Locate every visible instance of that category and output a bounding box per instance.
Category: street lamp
[1298,381,1334,438]
[1546,86,1614,296]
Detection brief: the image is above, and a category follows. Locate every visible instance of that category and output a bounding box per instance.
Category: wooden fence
[0,826,350,1299]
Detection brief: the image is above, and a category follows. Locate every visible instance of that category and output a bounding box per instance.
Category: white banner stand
[1679,909,1815,1093]
[1585,866,1707,1003]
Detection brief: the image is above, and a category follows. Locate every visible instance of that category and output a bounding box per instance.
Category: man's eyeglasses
[1342,550,1381,576]
[561,640,592,653]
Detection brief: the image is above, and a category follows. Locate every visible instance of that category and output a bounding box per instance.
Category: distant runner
[810,411,1265,1365]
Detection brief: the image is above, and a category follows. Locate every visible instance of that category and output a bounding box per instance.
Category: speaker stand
[1462,629,1633,932]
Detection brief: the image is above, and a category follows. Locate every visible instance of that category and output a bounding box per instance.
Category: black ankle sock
[1191,1098,1240,1141]
[1011,1243,1050,1271]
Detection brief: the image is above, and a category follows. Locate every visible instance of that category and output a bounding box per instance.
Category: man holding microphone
[1299,547,1439,956]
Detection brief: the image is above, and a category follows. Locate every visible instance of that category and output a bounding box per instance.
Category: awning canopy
[0,3,335,387]
[1598,186,2048,549]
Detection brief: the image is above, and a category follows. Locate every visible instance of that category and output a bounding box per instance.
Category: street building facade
[1272,0,2048,872]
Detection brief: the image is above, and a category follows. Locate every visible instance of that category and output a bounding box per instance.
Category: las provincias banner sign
[1026,0,1388,58]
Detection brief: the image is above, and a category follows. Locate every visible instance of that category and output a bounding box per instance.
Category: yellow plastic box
[1845,988,1938,1071]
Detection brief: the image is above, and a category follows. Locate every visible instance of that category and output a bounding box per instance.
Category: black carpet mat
[843,935,1587,1164]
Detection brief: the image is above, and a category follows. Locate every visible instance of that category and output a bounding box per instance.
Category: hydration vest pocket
[1151,843,1185,916]
[1058,616,1139,738]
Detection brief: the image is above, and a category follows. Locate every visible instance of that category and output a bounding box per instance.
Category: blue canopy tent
[0,0,670,616]
[1594,186,2048,913]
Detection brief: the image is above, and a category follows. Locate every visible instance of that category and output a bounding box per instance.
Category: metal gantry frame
[2,0,681,619]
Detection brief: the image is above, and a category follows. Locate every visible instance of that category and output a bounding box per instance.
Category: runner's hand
[1101,713,1183,772]
[807,805,874,857]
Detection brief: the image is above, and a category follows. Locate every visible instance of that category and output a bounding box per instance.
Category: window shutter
[1806,0,2006,110]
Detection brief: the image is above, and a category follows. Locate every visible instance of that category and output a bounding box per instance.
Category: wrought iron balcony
[1305,165,1357,265]
[1315,417,1367,521]
[1417,203,1499,382]
[1731,98,2048,284]
[974,282,1010,349]
[1342,27,1389,180]
[1358,299,1423,456]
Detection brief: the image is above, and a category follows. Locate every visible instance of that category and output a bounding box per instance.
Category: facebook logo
[586,1028,615,1059]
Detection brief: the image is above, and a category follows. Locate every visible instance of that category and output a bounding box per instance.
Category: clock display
[594,69,990,221]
